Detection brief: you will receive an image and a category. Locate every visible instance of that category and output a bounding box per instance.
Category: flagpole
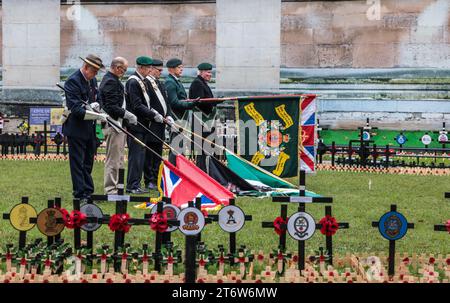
[180,94,316,103]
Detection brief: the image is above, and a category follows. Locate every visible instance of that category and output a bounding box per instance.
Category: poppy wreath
[108,214,131,233]
[60,208,87,229]
[273,216,287,236]
[149,212,169,233]
[445,219,450,233]
[319,215,339,236]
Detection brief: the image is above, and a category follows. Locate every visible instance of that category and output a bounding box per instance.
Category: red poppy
[149,212,169,233]
[319,215,339,236]
[60,209,87,229]
[198,258,206,267]
[273,217,287,236]
[445,220,450,233]
[108,214,131,233]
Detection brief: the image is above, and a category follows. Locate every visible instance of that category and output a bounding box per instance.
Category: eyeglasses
[117,66,128,72]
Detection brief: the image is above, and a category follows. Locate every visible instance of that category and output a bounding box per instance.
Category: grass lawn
[0,160,449,256]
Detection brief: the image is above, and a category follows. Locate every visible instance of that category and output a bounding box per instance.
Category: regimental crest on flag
[258,120,291,158]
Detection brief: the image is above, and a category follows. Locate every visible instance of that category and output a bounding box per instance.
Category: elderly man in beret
[63,54,105,202]
[125,56,164,194]
[99,57,138,195]
[143,59,175,190]
[165,58,198,163]
[189,62,221,171]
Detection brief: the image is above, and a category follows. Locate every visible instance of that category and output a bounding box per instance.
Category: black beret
[197,62,213,70]
[166,58,183,68]
[151,59,163,67]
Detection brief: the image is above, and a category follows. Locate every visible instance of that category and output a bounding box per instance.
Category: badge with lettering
[421,134,432,145]
[378,211,408,241]
[151,204,181,232]
[438,133,448,143]
[395,134,407,145]
[177,207,205,236]
[287,212,316,241]
[9,203,37,232]
[36,208,65,237]
[80,203,103,232]
[218,205,245,233]
[362,131,371,141]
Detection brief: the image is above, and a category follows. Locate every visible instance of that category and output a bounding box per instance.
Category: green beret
[197,62,213,70]
[151,59,163,67]
[166,58,182,68]
[136,56,153,66]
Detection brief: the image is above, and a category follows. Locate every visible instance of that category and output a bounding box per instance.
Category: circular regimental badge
[378,211,408,241]
[421,134,432,145]
[177,207,205,236]
[151,204,181,232]
[287,212,316,241]
[395,134,407,145]
[36,208,65,237]
[438,133,448,143]
[362,131,371,141]
[9,203,38,232]
[80,203,103,232]
[217,205,246,233]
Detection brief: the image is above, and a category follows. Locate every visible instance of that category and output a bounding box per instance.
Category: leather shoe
[126,187,149,194]
[145,182,157,190]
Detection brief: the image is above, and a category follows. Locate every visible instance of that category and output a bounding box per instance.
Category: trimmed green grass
[0,160,449,256]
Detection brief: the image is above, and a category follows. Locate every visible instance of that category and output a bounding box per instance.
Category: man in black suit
[99,57,138,195]
[63,54,106,202]
[143,59,175,190]
[189,62,221,171]
[125,56,164,194]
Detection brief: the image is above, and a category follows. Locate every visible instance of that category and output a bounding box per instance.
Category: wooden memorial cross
[269,248,292,274]
[90,169,149,251]
[320,206,349,265]
[209,198,252,259]
[53,197,62,242]
[193,197,213,243]
[28,200,66,247]
[434,193,450,234]
[143,201,181,272]
[271,170,333,272]
[261,204,289,251]
[100,201,178,272]
[371,204,415,277]
[2,197,37,249]
[179,200,208,283]
[35,120,56,155]
[160,241,182,276]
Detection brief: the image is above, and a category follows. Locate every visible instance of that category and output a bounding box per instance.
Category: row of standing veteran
[63,54,218,199]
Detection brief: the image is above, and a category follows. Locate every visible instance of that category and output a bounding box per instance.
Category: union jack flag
[300,95,317,173]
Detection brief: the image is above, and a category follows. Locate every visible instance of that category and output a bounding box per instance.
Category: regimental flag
[225,150,320,197]
[236,95,304,178]
[135,155,233,211]
[300,95,317,173]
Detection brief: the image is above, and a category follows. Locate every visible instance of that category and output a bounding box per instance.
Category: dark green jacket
[165,74,194,120]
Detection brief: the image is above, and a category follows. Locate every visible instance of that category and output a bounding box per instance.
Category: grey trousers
[103,126,126,195]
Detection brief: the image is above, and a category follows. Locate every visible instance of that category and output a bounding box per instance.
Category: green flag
[236,96,300,178]
[225,151,320,197]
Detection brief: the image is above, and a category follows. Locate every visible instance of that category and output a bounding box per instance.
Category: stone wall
[0,0,447,69]
[281,0,450,68]
[60,3,215,68]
